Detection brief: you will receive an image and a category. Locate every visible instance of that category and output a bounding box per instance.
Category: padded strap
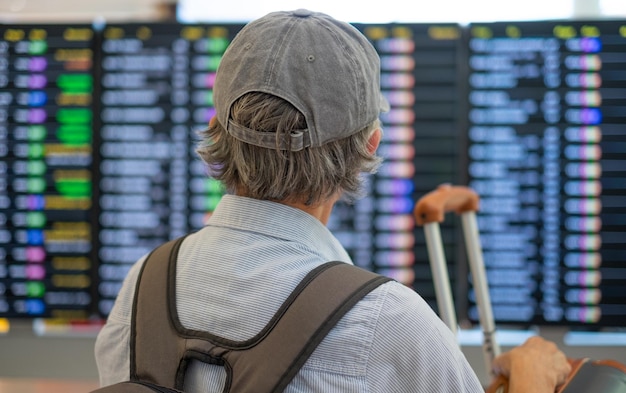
[131,236,391,392]
[130,236,187,385]
[220,262,391,393]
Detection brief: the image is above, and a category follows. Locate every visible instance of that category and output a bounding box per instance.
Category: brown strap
[222,262,390,393]
[130,236,391,392]
[130,236,187,386]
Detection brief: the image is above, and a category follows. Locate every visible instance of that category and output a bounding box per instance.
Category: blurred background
[1,0,625,388]
[0,0,625,23]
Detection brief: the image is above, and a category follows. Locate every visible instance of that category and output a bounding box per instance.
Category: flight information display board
[0,20,624,328]
[0,25,96,318]
[466,20,626,326]
[329,23,466,311]
[95,23,243,315]
[0,21,464,319]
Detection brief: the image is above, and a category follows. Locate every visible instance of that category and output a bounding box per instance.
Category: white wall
[3,0,625,24]
[0,0,174,23]
[176,0,626,23]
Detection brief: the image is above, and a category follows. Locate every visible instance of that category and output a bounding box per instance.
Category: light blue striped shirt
[95,195,483,392]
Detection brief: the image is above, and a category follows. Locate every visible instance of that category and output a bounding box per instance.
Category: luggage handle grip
[413,184,480,225]
[413,184,498,380]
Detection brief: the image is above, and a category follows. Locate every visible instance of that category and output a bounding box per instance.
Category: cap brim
[379,92,390,113]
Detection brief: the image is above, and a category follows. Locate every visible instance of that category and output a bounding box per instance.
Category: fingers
[491,351,512,377]
[522,336,571,385]
[490,336,571,393]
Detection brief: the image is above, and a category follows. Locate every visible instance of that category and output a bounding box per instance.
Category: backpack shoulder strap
[130,235,392,392]
[219,262,391,393]
[129,235,189,386]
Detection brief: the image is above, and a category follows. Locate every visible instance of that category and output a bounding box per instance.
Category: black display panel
[0,21,466,319]
[466,20,626,326]
[0,25,96,318]
[95,23,244,315]
[329,23,466,312]
[0,20,624,330]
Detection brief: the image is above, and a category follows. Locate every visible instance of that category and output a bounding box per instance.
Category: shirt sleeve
[94,256,146,387]
[366,283,484,393]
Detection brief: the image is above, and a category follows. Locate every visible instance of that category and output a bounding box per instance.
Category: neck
[236,189,338,225]
[278,197,337,225]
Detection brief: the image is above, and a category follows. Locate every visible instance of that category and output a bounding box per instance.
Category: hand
[491,336,571,393]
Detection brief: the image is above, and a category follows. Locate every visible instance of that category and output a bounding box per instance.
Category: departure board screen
[328,23,466,311]
[95,23,243,315]
[1,20,625,327]
[0,25,96,318]
[95,22,466,316]
[0,21,477,320]
[466,20,626,326]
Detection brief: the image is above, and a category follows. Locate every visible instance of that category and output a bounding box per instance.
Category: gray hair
[196,92,382,205]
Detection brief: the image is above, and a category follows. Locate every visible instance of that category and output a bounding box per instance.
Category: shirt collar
[207,194,353,263]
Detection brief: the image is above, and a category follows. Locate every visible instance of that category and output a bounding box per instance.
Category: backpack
[92,236,391,393]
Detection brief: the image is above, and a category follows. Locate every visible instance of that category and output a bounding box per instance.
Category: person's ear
[367,128,382,155]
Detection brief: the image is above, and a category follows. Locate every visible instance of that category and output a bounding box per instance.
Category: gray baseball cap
[213,9,389,151]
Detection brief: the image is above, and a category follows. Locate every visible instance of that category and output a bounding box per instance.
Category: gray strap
[131,236,391,392]
[221,262,390,393]
[131,236,188,386]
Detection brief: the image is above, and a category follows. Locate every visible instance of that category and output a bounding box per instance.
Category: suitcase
[413,184,626,393]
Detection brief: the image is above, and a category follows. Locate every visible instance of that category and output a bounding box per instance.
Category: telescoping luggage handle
[414,184,500,379]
